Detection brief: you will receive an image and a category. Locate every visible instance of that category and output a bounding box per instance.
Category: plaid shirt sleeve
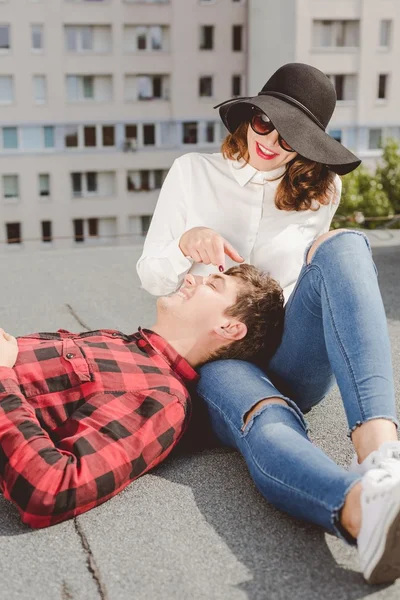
[0,366,188,528]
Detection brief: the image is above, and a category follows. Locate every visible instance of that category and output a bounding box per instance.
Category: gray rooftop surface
[0,229,399,600]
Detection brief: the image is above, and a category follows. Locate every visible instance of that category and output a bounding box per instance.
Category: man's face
[157,273,241,336]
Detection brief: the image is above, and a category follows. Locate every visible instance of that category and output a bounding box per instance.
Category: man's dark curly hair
[206,263,285,365]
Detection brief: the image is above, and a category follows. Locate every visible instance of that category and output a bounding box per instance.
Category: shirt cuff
[0,367,20,394]
[167,237,194,276]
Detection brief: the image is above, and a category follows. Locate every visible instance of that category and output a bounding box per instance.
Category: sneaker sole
[363,481,400,585]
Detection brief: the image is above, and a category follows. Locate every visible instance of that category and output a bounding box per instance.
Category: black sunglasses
[250,108,296,153]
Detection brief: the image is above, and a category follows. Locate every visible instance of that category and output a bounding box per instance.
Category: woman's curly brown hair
[221,122,337,212]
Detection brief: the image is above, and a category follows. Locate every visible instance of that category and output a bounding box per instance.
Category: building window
[21,126,54,150]
[125,75,169,101]
[123,25,167,52]
[33,75,47,104]
[6,223,21,244]
[41,221,52,243]
[73,219,84,243]
[84,126,97,147]
[378,74,388,100]
[124,124,137,150]
[0,75,13,104]
[31,24,44,51]
[2,127,18,149]
[73,218,99,243]
[2,175,19,200]
[313,20,359,48]
[127,169,166,191]
[65,125,79,148]
[329,129,342,143]
[143,124,155,145]
[88,218,98,237]
[379,20,391,48]
[205,122,215,143]
[0,25,10,50]
[327,74,356,101]
[66,75,112,103]
[200,25,214,50]
[102,126,115,146]
[124,0,169,3]
[71,171,114,197]
[65,25,111,53]
[183,122,198,144]
[199,76,213,97]
[39,174,50,197]
[141,216,152,235]
[369,128,382,150]
[232,75,242,96]
[44,126,54,148]
[232,25,243,51]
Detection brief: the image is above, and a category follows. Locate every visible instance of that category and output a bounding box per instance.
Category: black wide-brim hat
[215,63,361,175]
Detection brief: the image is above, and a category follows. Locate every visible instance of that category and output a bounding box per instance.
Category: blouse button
[66,353,74,359]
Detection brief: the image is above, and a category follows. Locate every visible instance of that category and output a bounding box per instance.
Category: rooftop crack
[74,519,108,600]
[65,304,92,331]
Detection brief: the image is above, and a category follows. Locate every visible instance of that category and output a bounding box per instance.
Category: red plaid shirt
[0,327,198,528]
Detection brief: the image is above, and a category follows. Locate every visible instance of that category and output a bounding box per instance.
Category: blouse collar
[228,157,286,187]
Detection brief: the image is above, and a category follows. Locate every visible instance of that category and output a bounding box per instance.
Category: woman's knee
[306,229,372,266]
[243,397,289,429]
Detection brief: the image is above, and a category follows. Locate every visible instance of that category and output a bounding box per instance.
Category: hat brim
[218,96,361,176]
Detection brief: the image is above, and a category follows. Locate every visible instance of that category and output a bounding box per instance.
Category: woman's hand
[179,227,244,271]
[0,328,18,368]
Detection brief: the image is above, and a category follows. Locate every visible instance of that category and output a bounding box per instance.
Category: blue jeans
[197,230,398,543]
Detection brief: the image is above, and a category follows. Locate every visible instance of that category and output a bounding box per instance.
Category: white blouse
[136,152,341,303]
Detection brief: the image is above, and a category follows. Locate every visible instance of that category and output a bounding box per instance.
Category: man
[0,264,284,528]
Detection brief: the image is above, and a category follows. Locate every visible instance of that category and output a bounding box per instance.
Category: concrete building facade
[0,0,246,250]
[248,0,400,169]
[0,0,399,251]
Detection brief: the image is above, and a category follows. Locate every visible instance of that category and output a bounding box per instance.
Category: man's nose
[184,273,196,286]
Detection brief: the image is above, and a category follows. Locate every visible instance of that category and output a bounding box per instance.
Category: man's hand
[0,329,18,368]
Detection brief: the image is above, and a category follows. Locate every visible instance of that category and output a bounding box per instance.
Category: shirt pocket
[16,337,93,399]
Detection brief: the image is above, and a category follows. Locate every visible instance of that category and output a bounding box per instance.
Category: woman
[137,63,400,584]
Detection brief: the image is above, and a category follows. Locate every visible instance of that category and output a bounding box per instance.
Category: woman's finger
[224,240,245,263]
[198,247,212,265]
[212,237,226,270]
[189,248,203,263]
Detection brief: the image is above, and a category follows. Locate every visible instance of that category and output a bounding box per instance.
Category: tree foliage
[334,138,400,229]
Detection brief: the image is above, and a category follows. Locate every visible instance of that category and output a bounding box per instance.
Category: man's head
[155,264,284,367]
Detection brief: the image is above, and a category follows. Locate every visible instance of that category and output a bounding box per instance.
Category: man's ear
[213,320,247,342]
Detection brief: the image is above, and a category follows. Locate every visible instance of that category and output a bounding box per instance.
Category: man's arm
[0,364,187,528]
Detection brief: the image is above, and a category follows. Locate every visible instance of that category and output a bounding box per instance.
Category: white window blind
[3,175,19,198]
[31,24,44,50]
[39,174,50,196]
[33,75,46,103]
[0,75,13,103]
[95,76,112,101]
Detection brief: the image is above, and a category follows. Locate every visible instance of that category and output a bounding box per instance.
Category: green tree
[376,138,400,214]
[335,165,393,229]
[334,139,400,228]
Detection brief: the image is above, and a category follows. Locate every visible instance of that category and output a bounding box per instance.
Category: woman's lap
[197,229,396,436]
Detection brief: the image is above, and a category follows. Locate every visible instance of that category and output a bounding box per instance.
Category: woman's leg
[267,229,398,459]
[197,360,360,542]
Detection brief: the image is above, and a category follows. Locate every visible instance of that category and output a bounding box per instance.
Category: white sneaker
[350,441,400,477]
[358,464,400,584]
